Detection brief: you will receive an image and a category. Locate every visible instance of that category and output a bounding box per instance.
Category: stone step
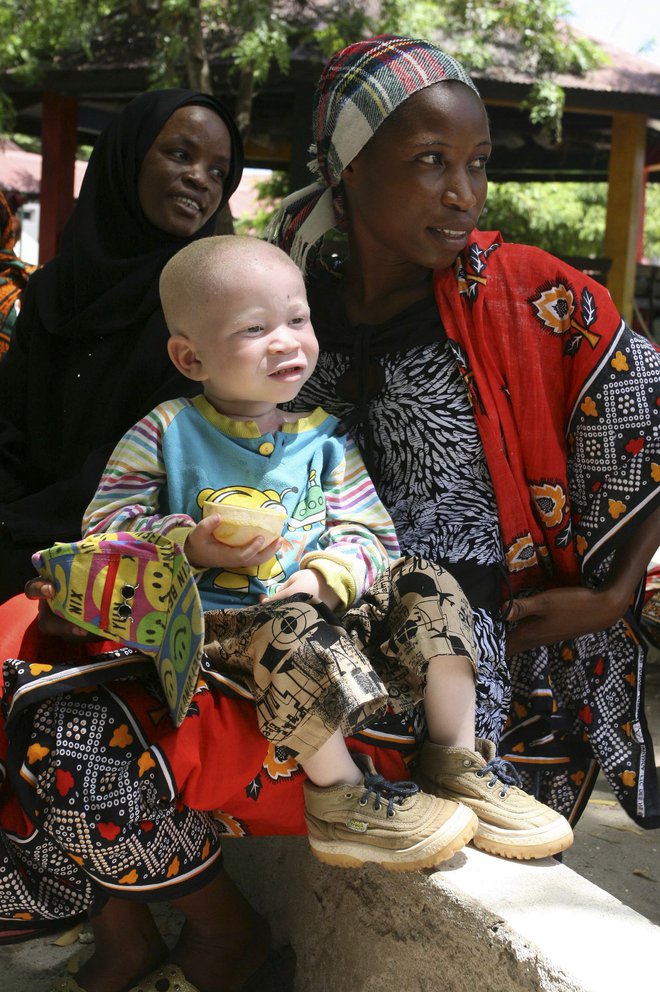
[222,836,660,992]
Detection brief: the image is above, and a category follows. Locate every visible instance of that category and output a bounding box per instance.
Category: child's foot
[414,738,574,860]
[303,752,477,871]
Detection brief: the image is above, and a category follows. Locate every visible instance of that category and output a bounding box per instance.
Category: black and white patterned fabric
[294,286,510,746]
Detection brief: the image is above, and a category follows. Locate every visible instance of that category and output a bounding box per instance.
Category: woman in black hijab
[0,90,282,992]
[0,89,244,603]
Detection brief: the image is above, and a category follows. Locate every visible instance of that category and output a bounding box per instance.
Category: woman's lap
[0,594,412,921]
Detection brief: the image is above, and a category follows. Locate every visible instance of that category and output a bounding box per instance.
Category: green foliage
[311,2,371,60]
[448,1,604,137]
[644,185,660,263]
[148,0,292,89]
[0,130,41,152]
[442,0,601,74]
[0,0,116,77]
[522,80,567,141]
[0,92,15,131]
[140,0,216,89]
[225,14,291,87]
[0,1,605,125]
[371,0,449,43]
[482,180,607,256]
[482,180,660,264]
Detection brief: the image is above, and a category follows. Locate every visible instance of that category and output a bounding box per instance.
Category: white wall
[15,201,40,265]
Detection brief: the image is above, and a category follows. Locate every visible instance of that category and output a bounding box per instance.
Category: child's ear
[167,335,207,381]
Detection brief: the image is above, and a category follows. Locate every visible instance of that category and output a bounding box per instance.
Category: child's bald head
[162,234,316,414]
[160,235,302,339]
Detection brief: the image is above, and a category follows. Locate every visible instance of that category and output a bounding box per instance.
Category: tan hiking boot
[303,753,478,872]
[414,738,574,861]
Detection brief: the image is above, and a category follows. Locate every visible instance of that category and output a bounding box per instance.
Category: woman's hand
[263,568,341,612]
[506,507,660,656]
[184,515,282,570]
[25,577,97,641]
[504,585,623,656]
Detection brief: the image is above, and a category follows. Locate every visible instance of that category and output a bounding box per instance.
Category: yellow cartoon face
[198,485,284,513]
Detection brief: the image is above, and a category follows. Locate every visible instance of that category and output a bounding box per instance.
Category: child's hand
[24,577,97,641]
[265,568,341,612]
[185,514,282,570]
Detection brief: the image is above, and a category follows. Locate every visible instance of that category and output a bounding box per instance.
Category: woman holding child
[270,35,660,827]
[0,89,280,992]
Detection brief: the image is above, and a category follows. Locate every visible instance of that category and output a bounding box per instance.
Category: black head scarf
[33,88,244,339]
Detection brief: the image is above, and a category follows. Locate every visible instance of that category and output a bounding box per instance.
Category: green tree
[0,0,115,125]
[642,185,660,263]
[482,181,608,257]
[0,0,603,139]
[234,170,288,237]
[481,180,660,265]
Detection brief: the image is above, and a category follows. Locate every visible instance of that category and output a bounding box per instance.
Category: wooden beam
[604,112,647,321]
[288,83,315,190]
[38,90,78,263]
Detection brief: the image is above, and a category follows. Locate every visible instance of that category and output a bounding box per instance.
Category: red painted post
[38,90,78,263]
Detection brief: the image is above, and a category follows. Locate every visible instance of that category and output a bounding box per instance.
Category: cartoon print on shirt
[288,470,326,531]
[198,485,290,594]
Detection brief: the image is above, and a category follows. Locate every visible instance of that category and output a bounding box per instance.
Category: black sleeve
[0,295,31,503]
[0,284,110,543]
[0,444,116,544]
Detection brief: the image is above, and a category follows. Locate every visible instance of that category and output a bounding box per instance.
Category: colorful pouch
[32,531,204,727]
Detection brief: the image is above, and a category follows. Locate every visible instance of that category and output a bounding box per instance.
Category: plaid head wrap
[268,35,478,271]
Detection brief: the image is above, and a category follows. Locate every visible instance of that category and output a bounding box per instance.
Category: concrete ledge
[221,837,660,992]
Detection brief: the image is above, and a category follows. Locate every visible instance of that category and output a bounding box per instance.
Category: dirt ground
[4,660,660,991]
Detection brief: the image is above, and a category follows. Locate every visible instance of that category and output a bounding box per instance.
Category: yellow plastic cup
[202,500,287,547]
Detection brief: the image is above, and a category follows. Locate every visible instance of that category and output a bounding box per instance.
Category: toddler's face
[192,252,319,418]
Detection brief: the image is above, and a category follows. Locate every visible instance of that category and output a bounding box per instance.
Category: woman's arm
[0,295,114,542]
[0,301,30,503]
[506,505,660,655]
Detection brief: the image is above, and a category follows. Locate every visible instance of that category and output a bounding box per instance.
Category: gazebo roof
[2,23,660,183]
[473,34,660,114]
[1,18,656,318]
[0,139,87,197]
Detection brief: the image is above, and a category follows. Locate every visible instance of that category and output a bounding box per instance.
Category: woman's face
[137,105,233,238]
[341,83,491,272]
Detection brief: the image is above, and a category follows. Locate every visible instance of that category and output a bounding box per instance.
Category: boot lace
[360,772,420,817]
[476,756,522,798]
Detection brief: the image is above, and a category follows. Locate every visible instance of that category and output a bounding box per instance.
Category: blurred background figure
[0,190,35,357]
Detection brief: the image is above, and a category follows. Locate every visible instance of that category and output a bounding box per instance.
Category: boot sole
[472,819,574,861]
[307,805,478,871]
